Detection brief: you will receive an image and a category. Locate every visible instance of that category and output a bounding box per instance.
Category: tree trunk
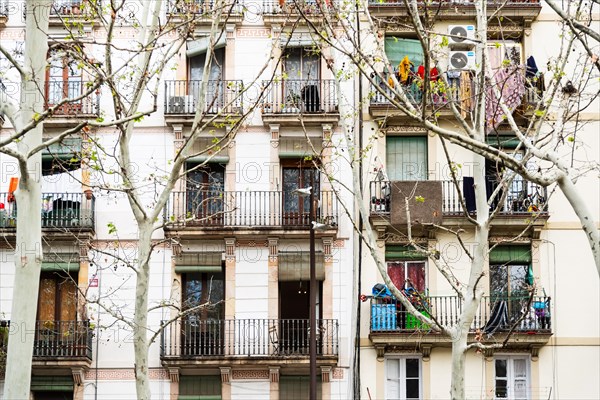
[133,224,153,399]
[2,1,50,398]
[450,329,468,400]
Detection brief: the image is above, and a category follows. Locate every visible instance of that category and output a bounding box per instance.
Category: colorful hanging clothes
[485,65,525,131]
[398,56,412,84]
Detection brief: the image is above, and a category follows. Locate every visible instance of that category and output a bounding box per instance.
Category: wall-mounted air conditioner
[449,51,476,70]
[448,25,475,46]
[168,95,195,114]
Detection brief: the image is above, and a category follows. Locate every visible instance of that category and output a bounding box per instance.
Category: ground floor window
[179,375,222,399]
[280,375,322,400]
[385,356,422,399]
[495,355,530,400]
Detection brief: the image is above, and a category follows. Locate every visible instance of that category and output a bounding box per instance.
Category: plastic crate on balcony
[406,310,430,330]
[371,304,396,331]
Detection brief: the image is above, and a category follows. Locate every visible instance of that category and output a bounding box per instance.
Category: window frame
[494,354,531,400]
[384,355,423,400]
[386,136,428,181]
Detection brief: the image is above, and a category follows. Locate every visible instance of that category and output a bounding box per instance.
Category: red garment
[417,65,425,80]
[430,67,439,81]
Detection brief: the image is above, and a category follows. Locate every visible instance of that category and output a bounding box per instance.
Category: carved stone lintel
[268,237,278,263]
[375,345,386,361]
[530,344,541,361]
[421,344,432,362]
[220,367,231,383]
[320,366,331,383]
[269,366,280,383]
[72,368,85,385]
[168,367,180,383]
[384,125,427,135]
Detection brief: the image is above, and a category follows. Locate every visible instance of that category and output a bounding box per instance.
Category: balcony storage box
[371,304,396,331]
[405,310,430,330]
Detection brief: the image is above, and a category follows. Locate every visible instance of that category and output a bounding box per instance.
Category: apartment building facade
[0,1,355,399]
[358,1,600,400]
[0,1,598,399]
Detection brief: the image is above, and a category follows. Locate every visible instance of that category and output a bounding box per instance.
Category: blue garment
[526,56,538,79]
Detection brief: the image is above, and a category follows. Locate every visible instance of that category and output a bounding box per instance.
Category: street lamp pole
[309,181,317,400]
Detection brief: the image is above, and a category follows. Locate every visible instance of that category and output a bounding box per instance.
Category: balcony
[369,295,552,354]
[262,0,333,24]
[0,320,92,365]
[45,0,103,27]
[261,79,339,126]
[368,0,542,22]
[164,80,243,125]
[160,318,338,367]
[45,80,101,125]
[164,189,338,236]
[369,180,549,235]
[0,192,95,233]
[165,0,244,24]
[369,78,543,123]
[0,0,8,26]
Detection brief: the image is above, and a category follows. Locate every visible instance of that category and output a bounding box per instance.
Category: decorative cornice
[320,366,331,383]
[225,238,236,263]
[268,237,278,263]
[168,368,179,383]
[384,125,427,135]
[269,366,280,383]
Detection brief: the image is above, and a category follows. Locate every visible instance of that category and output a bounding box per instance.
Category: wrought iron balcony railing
[367,0,540,6]
[369,78,543,109]
[165,189,338,228]
[164,80,243,115]
[161,318,339,358]
[46,80,101,116]
[261,79,338,114]
[166,0,244,15]
[0,320,93,359]
[369,180,548,216]
[262,0,332,15]
[370,295,551,333]
[0,192,95,229]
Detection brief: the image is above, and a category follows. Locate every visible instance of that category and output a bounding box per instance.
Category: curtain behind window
[385,38,424,70]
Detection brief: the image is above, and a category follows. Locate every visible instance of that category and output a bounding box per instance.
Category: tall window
[188,48,225,112]
[489,245,533,325]
[282,161,319,225]
[386,136,428,181]
[186,162,225,225]
[495,356,530,400]
[46,53,82,113]
[38,271,78,324]
[386,356,422,399]
[283,48,321,112]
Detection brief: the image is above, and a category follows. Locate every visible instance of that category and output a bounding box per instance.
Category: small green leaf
[415,196,425,203]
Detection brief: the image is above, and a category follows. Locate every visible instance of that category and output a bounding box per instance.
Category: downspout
[94,264,102,400]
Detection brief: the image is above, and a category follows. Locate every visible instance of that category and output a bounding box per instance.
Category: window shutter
[489,245,532,264]
[386,358,400,399]
[385,38,424,69]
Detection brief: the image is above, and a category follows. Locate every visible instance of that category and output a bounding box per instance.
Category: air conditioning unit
[448,25,475,45]
[449,51,476,70]
[168,95,195,114]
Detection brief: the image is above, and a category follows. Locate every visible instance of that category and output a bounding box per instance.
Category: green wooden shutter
[385,245,425,260]
[179,375,221,399]
[489,245,532,264]
[386,136,428,181]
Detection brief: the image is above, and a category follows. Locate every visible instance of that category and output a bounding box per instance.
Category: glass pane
[406,358,420,378]
[509,265,528,295]
[513,358,527,378]
[302,50,320,81]
[490,266,508,297]
[495,379,508,398]
[406,378,420,399]
[513,379,527,400]
[386,358,399,379]
[495,359,507,377]
[283,168,300,213]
